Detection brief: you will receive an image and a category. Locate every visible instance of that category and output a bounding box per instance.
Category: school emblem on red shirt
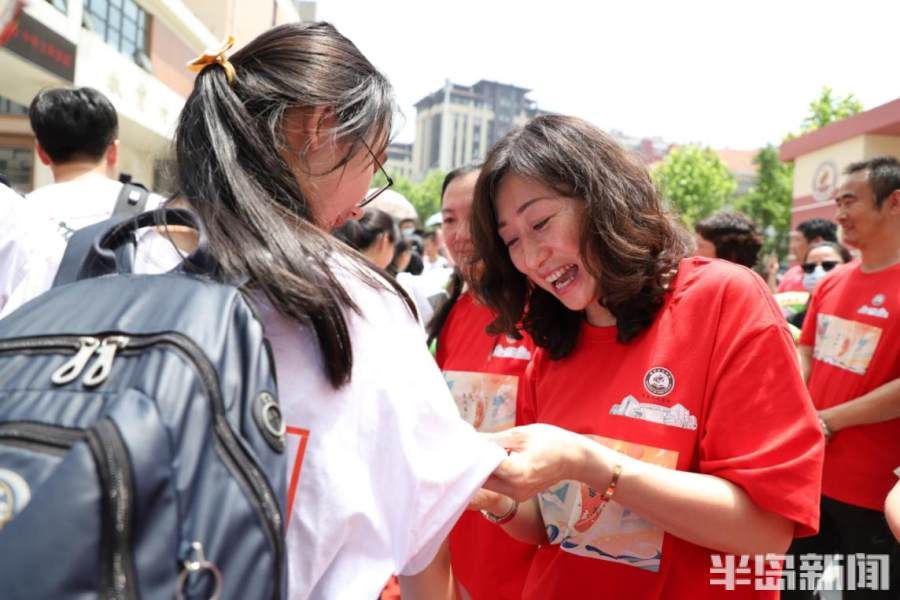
[857,293,890,319]
[643,367,675,397]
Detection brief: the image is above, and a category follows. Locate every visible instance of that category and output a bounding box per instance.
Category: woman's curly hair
[469,115,691,359]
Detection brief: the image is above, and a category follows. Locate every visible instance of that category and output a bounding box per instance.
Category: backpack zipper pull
[50,337,101,385]
[82,336,130,388]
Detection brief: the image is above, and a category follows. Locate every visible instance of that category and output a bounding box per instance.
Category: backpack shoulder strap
[112,182,149,218]
[51,217,122,288]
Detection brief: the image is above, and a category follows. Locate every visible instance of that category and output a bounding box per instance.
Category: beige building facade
[385,142,413,180]
[0,0,313,193]
[412,79,542,180]
[780,98,900,227]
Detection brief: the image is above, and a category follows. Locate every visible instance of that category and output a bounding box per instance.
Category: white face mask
[802,265,827,291]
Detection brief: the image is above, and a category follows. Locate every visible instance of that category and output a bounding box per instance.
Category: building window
[45,0,67,12]
[83,0,150,66]
[0,96,29,115]
[429,115,442,169]
[0,146,35,193]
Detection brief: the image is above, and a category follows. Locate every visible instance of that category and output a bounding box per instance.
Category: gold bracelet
[601,464,623,503]
[481,497,519,525]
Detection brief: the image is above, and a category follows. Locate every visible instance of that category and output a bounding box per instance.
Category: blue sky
[317,0,900,150]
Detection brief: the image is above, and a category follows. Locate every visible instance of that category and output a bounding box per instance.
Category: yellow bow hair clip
[186,35,236,84]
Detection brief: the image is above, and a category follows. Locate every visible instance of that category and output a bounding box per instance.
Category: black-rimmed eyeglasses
[357,140,393,208]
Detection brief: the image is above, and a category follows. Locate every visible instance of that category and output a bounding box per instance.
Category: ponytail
[175,22,400,387]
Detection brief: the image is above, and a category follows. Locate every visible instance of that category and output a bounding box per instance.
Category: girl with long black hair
[171,22,504,599]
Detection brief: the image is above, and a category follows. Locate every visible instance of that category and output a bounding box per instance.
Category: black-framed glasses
[357,139,393,209]
[802,260,839,274]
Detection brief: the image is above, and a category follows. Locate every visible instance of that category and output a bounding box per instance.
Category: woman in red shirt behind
[429,166,537,599]
[467,115,825,599]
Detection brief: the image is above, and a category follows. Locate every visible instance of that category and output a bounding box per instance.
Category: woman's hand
[481,424,590,501]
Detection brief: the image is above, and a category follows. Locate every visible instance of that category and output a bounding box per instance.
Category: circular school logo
[0,469,31,530]
[872,294,885,307]
[644,367,675,397]
[811,161,838,203]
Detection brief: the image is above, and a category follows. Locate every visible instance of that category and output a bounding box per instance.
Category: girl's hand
[466,488,510,513]
[481,424,589,501]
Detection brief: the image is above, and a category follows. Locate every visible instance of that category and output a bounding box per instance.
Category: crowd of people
[0,20,898,600]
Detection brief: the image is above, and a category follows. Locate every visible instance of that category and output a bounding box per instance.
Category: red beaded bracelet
[601,464,623,503]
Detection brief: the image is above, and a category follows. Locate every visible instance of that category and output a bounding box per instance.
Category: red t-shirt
[520,257,823,600]
[799,261,900,510]
[436,292,537,600]
[777,264,805,292]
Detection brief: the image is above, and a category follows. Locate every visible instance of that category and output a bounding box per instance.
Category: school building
[780,97,900,228]
[0,0,315,194]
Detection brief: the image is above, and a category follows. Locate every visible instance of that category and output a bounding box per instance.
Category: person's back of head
[796,218,837,244]
[387,238,412,276]
[29,87,118,167]
[332,207,397,269]
[174,21,397,387]
[405,250,424,276]
[695,210,763,269]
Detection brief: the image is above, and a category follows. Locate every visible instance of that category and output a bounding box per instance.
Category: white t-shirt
[423,254,450,271]
[27,173,165,242]
[0,175,167,317]
[79,233,505,598]
[396,267,454,327]
[0,184,65,315]
[258,264,504,598]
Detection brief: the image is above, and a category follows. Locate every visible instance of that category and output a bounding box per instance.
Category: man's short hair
[796,218,837,243]
[29,87,118,164]
[846,155,900,209]
[695,210,763,268]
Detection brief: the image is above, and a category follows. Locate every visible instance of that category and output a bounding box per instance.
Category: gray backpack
[0,209,287,599]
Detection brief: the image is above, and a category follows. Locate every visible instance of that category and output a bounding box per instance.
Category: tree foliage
[733,145,793,256]
[800,86,863,134]
[652,145,737,228]
[734,86,863,259]
[372,169,446,223]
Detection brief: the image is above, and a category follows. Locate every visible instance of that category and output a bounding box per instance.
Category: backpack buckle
[176,541,222,600]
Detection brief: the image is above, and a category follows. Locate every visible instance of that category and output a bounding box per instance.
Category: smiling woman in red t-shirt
[426,166,537,600]
[465,115,825,600]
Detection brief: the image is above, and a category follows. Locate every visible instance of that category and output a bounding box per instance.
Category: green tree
[406,170,446,222]
[800,86,863,134]
[652,145,737,228]
[373,169,446,222]
[736,87,863,260]
[733,145,794,256]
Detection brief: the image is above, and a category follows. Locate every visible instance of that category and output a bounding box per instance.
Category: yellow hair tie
[187,35,236,85]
